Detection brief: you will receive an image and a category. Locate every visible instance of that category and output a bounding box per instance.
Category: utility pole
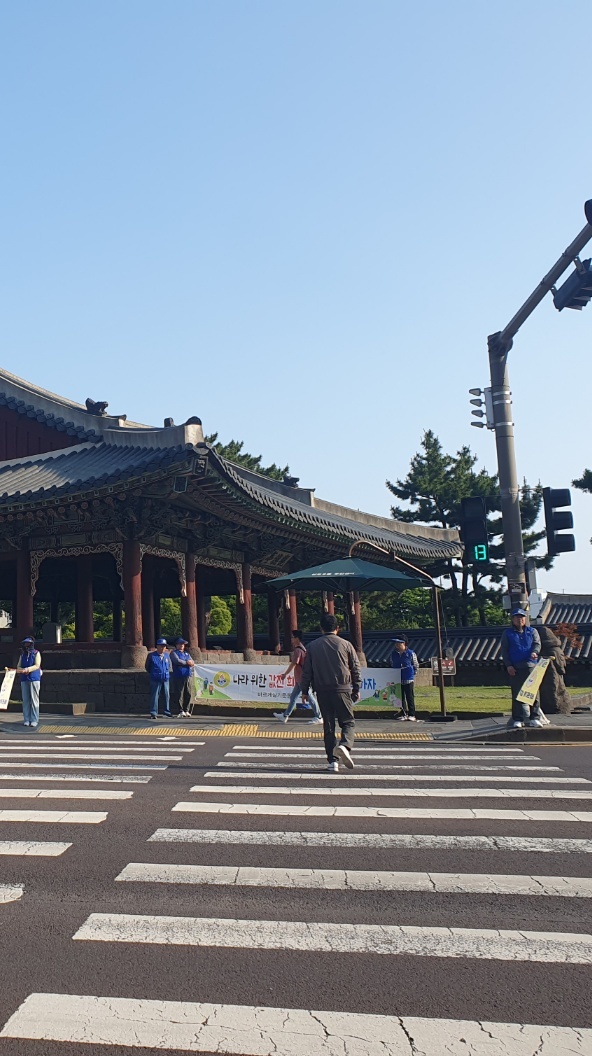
[487,200,592,610]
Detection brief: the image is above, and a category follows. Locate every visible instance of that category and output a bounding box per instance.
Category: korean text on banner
[516,658,551,706]
[0,669,16,711]
[193,664,400,705]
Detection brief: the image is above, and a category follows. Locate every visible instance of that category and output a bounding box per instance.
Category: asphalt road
[0,730,590,1054]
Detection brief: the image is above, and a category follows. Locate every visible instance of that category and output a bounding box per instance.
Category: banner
[193,664,401,706]
[0,669,16,711]
[516,658,551,706]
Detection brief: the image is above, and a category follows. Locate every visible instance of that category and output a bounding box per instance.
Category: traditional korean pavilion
[0,369,461,672]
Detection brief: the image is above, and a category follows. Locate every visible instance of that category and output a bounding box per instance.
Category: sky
[0,0,590,594]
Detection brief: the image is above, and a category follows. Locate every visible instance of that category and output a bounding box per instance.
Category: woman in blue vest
[16,636,42,728]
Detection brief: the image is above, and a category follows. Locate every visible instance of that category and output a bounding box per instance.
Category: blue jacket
[145,651,171,682]
[390,647,419,684]
[19,649,41,683]
[501,626,540,669]
[170,648,193,678]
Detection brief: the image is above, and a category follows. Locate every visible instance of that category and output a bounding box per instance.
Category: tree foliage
[205,433,290,481]
[387,430,547,626]
[573,469,592,495]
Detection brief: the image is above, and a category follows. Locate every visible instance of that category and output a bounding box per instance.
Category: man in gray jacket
[301,613,361,772]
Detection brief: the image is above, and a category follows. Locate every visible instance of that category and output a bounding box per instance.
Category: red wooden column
[240,562,255,660]
[349,590,366,662]
[282,589,298,653]
[112,598,122,642]
[76,555,94,642]
[141,556,155,648]
[322,591,335,615]
[122,540,145,667]
[16,549,33,642]
[267,591,281,653]
[182,557,200,655]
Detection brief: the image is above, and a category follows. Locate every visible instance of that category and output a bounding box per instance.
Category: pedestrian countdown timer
[471,542,489,563]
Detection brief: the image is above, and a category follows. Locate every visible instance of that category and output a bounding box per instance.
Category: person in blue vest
[390,637,419,721]
[500,608,543,729]
[169,637,195,718]
[16,637,42,728]
[145,638,172,720]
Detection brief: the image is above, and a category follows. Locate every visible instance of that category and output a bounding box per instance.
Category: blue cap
[156,637,168,645]
[511,608,527,617]
[175,637,188,645]
[21,637,35,644]
[391,637,406,643]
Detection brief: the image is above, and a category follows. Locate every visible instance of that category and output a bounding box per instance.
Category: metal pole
[487,202,592,606]
[432,585,446,716]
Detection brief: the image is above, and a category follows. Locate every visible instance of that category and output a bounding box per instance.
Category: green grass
[193,685,592,715]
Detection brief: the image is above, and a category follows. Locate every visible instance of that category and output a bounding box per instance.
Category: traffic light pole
[487,201,592,609]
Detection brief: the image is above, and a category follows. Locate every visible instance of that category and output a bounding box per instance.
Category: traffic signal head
[460,496,489,564]
[543,487,575,557]
[553,259,592,311]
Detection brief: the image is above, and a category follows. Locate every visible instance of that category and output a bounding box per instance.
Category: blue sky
[1,1,590,593]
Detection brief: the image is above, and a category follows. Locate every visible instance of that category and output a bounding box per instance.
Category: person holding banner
[16,637,42,728]
[500,609,543,729]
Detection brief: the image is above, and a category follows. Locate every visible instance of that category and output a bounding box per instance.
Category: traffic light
[543,488,575,557]
[460,496,489,564]
[553,259,592,311]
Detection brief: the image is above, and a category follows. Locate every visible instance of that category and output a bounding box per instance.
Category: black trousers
[317,688,355,762]
[400,682,415,716]
[169,677,192,714]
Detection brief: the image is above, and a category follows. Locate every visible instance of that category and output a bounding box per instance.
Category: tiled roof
[218,459,461,561]
[359,627,592,665]
[546,593,592,625]
[0,391,97,442]
[0,442,188,503]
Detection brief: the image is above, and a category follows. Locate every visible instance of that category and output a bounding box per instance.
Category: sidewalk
[1,708,592,741]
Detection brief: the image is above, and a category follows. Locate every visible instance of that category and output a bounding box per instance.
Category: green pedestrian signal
[472,543,489,563]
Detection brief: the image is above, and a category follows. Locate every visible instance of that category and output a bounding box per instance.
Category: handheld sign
[0,669,16,711]
[516,658,551,706]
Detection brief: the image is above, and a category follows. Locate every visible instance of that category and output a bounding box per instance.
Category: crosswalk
[1,736,591,1053]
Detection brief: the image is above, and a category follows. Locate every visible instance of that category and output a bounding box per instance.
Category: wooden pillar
[182,557,200,654]
[197,581,208,652]
[112,598,122,642]
[240,562,255,659]
[322,591,335,615]
[122,540,145,667]
[267,592,280,653]
[282,588,298,653]
[16,549,33,639]
[76,555,94,642]
[349,589,366,662]
[16,550,33,642]
[141,556,155,648]
[153,596,161,641]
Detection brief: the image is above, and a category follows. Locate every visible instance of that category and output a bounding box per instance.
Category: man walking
[273,629,322,725]
[500,608,543,730]
[300,613,361,772]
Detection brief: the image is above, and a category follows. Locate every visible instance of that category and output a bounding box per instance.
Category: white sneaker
[307,717,323,724]
[407,716,417,722]
[510,720,524,729]
[29,723,38,728]
[327,761,339,772]
[396,714,408,721]
[528,719,543,728]
[22,722,30,727]
[335,743,354,769]
[273,712,288,723]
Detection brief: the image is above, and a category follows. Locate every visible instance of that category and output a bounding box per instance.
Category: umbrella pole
[432,585,446,717]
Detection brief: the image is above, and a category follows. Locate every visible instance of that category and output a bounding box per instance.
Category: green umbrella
[266,557,427,593]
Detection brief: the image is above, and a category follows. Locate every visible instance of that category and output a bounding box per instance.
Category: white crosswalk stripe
[0,788,132,800]
[0,809,107,823]
[230,745,528,753]
[220,760,564,771]
[115,861,592,897]
[189,782,592,799]
[206,771,587,783]
[149,828,592,853]
[73,912,592,962]
[0,752,184,761]
[0,840,71,856]
[0,762,167,770]
[0,772,150,782]
[173,800,592,821]
[3,995,590,1054]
